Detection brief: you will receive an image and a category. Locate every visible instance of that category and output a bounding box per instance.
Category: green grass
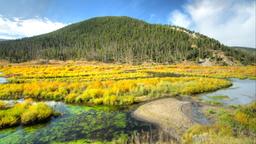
[207,109,216,115]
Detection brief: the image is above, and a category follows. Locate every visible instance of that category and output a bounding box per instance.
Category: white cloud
[0,15,67,39]
[169,10,191,28]
[169,0,256,48]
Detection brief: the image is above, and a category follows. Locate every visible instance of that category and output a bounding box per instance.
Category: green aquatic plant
[203,100,223,105]
[208,95,230,100]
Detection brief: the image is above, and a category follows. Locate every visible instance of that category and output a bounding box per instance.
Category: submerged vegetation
[0,102,169,144]
[208,95,229,100]
[0,99,56,128]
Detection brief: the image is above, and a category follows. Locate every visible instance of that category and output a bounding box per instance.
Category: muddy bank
[132,98,208,141]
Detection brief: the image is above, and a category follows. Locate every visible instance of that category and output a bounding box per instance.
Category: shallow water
[0,101,156,143]
[0,75,160,143]
[191,103,209,124]
[200,79,256,105]
[0,75,255,143]
[0,77,6,84]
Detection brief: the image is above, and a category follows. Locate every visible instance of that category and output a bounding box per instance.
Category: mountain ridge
[0,16,255,65]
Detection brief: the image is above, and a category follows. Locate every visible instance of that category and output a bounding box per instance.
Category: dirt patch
[132,98,206,141]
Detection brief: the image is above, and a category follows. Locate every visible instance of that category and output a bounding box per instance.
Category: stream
[200,79,256,105]
[0,76,255,143]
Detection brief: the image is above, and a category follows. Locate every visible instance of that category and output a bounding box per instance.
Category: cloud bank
[169,0,256,48]
[0,15,66,39]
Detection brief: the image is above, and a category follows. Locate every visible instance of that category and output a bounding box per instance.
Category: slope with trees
[0,16,254,65]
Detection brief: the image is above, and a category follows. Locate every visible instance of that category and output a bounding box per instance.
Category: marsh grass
[200,95,230,106]
[208,95,230,100]
[0,77,231,106]
[0,100,56,128]
[1,64,253,106]
[0,63,255,143]
[203,100,223,106]
[182,102,256,143]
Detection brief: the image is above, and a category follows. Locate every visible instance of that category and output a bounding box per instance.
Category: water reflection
[201,79,256,105]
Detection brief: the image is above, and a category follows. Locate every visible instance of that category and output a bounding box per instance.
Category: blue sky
[0,0,185,24]
[0,0,255,47]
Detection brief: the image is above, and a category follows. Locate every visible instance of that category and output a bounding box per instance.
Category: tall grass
[0,100,56,128]
[182,102,256,143]
[0,77,231,106]
[0,63,253,106]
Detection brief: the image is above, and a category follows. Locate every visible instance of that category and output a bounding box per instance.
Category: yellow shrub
[234,111,249,125]
[90,98,103,105]
[87,81,103,89]
[0,115,19,128]
[64,93,78,103]
[118,95,135,105]
[21,102,53,125]
[103,95,117,105]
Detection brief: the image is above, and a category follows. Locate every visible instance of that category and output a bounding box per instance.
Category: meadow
[1,62,254,105]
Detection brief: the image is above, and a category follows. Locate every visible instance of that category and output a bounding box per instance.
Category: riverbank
[132,96,256,143]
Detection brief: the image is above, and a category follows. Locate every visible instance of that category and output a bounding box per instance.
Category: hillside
[231,46,256,54]
[0,16,255,65]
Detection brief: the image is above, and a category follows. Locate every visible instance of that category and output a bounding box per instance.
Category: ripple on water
[201,79,256,105]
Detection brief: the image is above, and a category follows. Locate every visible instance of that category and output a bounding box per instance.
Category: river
[200,79,256,105]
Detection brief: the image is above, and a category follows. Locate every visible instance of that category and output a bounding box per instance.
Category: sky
[0,0,255,48]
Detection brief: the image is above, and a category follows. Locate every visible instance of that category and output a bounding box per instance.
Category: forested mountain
[231,46,256,53]
[0,16,255,65]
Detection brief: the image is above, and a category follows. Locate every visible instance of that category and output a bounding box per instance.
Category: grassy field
[1,62,254,105]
